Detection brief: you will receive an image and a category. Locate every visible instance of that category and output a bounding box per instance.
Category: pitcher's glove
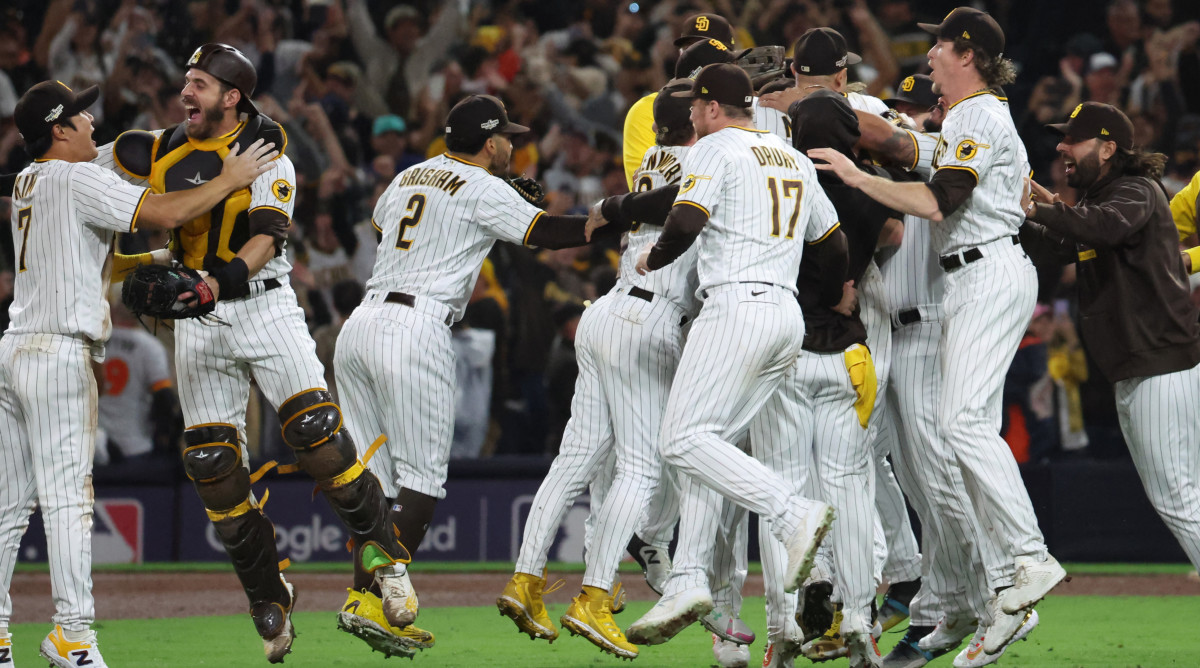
[122,264,216,319]
[507,177,546,207]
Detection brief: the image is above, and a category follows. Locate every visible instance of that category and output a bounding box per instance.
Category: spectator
[95,291,182,483]
[313,280,364,402]
[1003,304,1058,464]
[371,115,423,173]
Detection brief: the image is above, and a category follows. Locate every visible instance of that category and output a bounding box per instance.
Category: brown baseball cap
[885,74,938,109]
[445,95,528,148]
[675,38,736,79]
[14,80,99,145]
[1046,102,1133,149]
[654,79,695,141]
[918,7,1005,58]
[671,63,754,108]
[792,28,861,76]
[674,14,734,48]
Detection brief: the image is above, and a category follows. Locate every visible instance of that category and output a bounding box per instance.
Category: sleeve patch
[271,179,294,202]
[954,139,990,161]
[679,174,710,194]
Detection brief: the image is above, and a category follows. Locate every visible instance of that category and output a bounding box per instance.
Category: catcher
[104,44,423,662]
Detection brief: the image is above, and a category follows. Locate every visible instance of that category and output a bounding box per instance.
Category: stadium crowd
[1,0,1199,476]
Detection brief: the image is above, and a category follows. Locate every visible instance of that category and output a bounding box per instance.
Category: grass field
[7,589,1198,667]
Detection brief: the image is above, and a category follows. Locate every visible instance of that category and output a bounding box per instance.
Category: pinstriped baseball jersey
[908,130,939,180]
[752,97,790,141]
[881,215,944,312]
[366,153,541,322]
[622,144,700,315]
[93,131,298,282]
[7,160,145,341]
[930,92,1030,254]
[675,126,837,293]
[847,91,888,115]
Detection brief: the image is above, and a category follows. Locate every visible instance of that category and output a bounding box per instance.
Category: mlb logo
[93,499,143,564]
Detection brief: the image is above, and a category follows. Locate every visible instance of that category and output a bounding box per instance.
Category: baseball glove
[507,177,546,207]
[121,264,216,319]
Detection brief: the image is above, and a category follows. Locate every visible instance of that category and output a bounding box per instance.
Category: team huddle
[5,3,1200,668]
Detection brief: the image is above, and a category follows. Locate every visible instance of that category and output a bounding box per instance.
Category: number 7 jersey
[674,126,838,293]
[366,153,546,322]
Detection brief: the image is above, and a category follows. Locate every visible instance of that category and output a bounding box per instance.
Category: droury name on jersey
[750,146,799,170]
[396,167,468,195]
[642,149,683,184]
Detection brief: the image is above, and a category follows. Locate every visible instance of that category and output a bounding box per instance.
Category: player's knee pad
[183,423,252,514]
[278,389,359,482]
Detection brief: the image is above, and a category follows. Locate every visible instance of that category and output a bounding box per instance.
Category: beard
[488,146,510,173]
[922,117,942,133]
[1066,151,1102,188]
[185,100,225,139]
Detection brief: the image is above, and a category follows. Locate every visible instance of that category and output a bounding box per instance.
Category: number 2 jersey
[366,153,547,322]
[94,114,296,282]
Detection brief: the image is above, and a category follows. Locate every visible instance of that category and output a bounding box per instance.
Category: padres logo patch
[901,76,915,92]
[272,179,293,202]
[696,16,710,31]
[708,38,727,51]
[1070,103,1082,119]
[679,174,709,194]
[954,139,990,161]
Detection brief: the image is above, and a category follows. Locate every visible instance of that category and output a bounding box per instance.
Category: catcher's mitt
[122,264,216,319]
[507,177,546,207]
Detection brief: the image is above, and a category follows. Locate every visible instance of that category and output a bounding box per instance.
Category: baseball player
[335,92,618,648]
[92,44,417,662]
[622,13,737,188]
[809,8,1065,664]
[0,80,276,668]
[497,80,697,660]
[622,63,845,646]
[1023,102,1200,571]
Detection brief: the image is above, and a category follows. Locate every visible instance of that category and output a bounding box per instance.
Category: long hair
[1109,146,1168,180]
[952,38,1017,89]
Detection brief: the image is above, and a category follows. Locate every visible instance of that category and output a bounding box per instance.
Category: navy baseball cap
[14,80,99,144]
[885,74,939,109]
[792,28,861,76]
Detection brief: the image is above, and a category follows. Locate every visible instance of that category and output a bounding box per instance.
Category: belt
[938,236,1021,271]
[628,286,654,302]
[224,278,282,301]
[897,308,922,326]
[385,291,453,326]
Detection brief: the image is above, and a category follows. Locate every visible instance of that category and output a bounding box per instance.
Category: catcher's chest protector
[124,116,285,272]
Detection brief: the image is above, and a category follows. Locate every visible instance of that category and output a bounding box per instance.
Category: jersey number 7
[767,178,802,239]
[395,194,427,251]
[16,207,32,272]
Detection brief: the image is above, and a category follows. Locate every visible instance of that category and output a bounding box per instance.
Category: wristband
[209,257,249,298]
[1186,247,1200,276]
[1024,200,1037,219]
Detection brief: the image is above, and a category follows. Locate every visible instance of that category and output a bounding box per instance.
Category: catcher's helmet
[186,43,259,116]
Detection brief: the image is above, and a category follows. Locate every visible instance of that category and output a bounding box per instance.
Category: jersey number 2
[767,178,802,239]
[395,194,427,251]
[16,207,32,272]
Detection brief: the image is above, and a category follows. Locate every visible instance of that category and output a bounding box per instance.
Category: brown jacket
[1022,170,1200,382]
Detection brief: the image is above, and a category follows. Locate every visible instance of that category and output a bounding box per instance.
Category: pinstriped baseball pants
[1115,363,1200,570]
[0,334,99,631]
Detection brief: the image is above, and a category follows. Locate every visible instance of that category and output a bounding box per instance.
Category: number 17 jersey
[366,153,545,322]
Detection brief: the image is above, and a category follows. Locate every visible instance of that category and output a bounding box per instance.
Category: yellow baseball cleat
[497,571,562,641]
[338,588,433,656]
[560,586,639,660]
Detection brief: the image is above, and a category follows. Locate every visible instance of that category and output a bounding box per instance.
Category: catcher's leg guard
[182,424,290,622]
[279,390,407,571]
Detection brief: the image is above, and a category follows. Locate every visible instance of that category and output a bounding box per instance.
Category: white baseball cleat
[917,613,976,652]
[952,609,1038,667]
[702,605,757,644]
[625,586,714,645]
[998,555,1065,613]
[783,502,836,593]
[982,597,1034,654]
[376,564,419,628]
[712,634,751,668]
[39,626,109,668]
